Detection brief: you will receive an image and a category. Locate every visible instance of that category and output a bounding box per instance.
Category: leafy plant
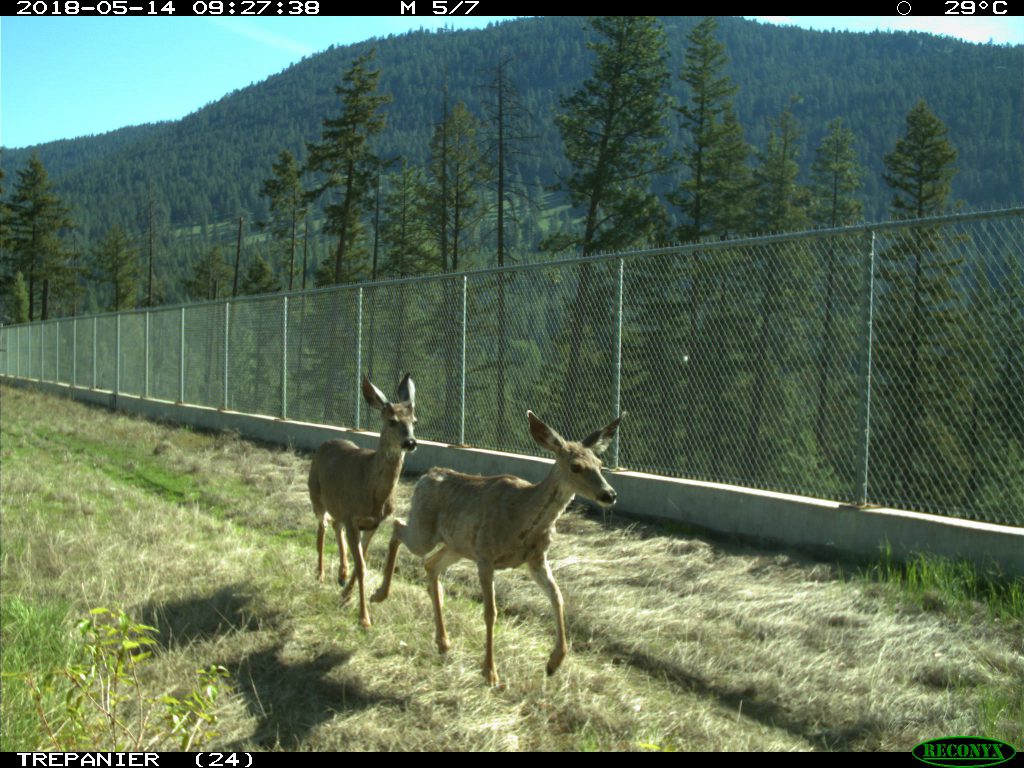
[20,607,229,751]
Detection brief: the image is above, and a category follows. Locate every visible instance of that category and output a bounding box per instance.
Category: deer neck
[372,437,405,483]
[524,467,577,529]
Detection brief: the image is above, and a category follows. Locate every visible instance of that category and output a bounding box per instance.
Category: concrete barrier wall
[5,376,1022,579]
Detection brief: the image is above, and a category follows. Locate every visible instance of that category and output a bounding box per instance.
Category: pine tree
[810,118,863,229]
[306,48,390,284]
[883,100,958,220]
[809,118,864,480]
[259,150,307,292]
[483,58,537,442]
[743,106,816,485]
[753,107,809,233]
[185,246,232,302]
[92,225,140,312]
[8,271,30,324]
[8,153,75,320]
[427,100,489,273]
[672,17,751,241]
[240,254,282,296]
[549,15,673,256]
[379,161,435,279]
[548,16,673,437]
[874,100,968,511]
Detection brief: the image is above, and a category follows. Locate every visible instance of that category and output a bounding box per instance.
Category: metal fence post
[612,258,625,468]
[460,275,467,446]
[857,229,878,506]
[144,311,150,398]
[40,322,44,381]
[115,314,121,395]
[355,287,363,429]
[179,307,185,403]
[223,301,230,410]
[281,295,288,420]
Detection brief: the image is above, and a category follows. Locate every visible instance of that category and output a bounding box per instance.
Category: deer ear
[528,410,566,453]
[362,375,390,411]
[581,411,626,455]
[396,373,415,406]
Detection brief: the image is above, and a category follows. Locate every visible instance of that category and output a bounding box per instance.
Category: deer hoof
[483,667,500,687]
[370,588,388,603]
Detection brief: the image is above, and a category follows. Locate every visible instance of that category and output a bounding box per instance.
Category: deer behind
[372,409,624,685]
[309,373,416,628]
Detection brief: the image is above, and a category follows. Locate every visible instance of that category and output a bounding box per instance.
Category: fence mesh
[3,209,1022,528]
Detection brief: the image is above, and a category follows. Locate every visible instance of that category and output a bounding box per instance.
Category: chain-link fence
[3,208,1022,528]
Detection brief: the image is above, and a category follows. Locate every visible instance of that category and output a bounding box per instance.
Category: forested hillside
[2,16,1021,314]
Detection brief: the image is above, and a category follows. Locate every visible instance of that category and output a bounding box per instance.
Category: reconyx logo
[913,737,1017,767]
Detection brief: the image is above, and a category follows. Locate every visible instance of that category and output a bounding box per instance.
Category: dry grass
[1,383,1021,751]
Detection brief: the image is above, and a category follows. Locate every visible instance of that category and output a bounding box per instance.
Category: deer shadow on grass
[221,643,410,749]
[139,584,279,650]
[139,585,408,748]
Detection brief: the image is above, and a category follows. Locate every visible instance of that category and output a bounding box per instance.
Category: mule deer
[309,373,416,628]
[372,410,624,684]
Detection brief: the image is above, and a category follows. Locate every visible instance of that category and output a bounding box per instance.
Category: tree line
[0,17,970,320]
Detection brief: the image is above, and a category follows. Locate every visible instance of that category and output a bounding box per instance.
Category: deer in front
[309,373,416,628]
[372,409,624,685]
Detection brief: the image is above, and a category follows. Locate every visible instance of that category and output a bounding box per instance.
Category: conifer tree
[259,150,308,292]
[549,16,673,256]
[8,153,75,320]
[306,49,390,284]
[548,16,673,437]
[672,17,751,241]
[8,271,30,324]
[428,100,489,273]
[93,225,140,312]
[874,100,967,510]
[379,161,435,279]
[240,254,282,296]
[185,246,232,302]
[809,118,864,478]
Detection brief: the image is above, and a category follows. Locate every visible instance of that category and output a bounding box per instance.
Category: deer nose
[599,489,617,505]
[402,438,417,452]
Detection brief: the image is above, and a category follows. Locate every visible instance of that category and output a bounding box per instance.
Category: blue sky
[1,15,1021,149]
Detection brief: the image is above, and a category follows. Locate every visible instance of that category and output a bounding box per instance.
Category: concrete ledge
[5,376,1022,579]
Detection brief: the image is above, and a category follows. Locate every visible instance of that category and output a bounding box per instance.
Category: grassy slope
[1,383,1021,751]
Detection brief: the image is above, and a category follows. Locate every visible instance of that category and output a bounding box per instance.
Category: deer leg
[478,561,500,686]
[335,521,349,587]
[316,516,326,583]
[371,522,404,603]
[343,521,371,628]
[360,527,376,559]
[529,554,568,676]
[425,546,460,655]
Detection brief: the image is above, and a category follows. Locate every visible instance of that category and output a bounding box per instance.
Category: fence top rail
[3,206,1021,330]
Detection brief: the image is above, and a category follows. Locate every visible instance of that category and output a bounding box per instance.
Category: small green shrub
[19,607,230,751]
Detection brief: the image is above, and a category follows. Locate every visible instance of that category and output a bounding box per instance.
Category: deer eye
[570,462,583,474]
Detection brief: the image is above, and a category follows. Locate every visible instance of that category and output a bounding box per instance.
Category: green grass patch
[863,543,1024,624]
[1,595,75,751]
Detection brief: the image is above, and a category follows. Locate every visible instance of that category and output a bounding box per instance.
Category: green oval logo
[913,737,1017,768]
